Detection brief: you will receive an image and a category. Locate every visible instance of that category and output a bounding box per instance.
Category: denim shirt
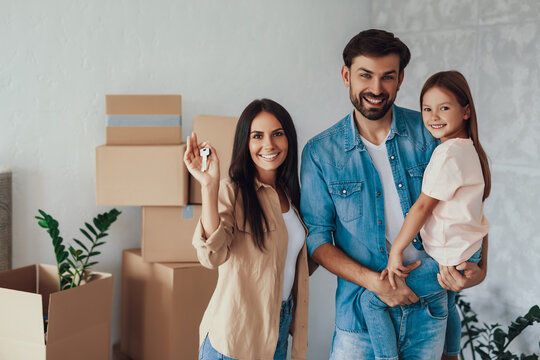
[300,104,439,331]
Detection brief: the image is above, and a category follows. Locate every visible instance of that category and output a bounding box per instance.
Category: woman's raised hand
[184,132,220,188]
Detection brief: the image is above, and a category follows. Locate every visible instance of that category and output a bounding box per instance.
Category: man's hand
[437,261,486,292]
[438,236,488,292]
[371,260,422,307]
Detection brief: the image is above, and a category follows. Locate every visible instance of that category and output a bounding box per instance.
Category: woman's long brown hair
[420,71,491,200]
[229,99,300,251]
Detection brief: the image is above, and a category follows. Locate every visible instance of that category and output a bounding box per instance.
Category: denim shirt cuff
[306,233,333,257]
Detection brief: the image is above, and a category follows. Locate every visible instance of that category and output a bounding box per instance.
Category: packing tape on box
[106,115,182,127]
[182,205,194,219]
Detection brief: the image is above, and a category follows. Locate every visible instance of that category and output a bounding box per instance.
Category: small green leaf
[526,305,540,321]
[85,222,98,237]
[80,228,93,242]
[37,220,48,228]
[493,328,506,349]
[88,251,101,257]
[73,238,89,252]
[59,252,69,263]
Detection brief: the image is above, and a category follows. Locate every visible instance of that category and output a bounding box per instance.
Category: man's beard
[351,90,394,121]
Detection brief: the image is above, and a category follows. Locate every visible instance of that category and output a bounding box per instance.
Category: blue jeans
[360,249,482,359]
[198,297,294,360]
[444,249,481,356]
[330,295,447,360]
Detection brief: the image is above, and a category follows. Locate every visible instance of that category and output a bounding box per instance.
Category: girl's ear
[464,104,471,120]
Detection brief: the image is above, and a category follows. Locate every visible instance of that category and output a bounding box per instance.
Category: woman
[184,99,311,360]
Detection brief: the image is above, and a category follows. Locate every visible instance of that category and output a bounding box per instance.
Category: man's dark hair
[343,29,411,73]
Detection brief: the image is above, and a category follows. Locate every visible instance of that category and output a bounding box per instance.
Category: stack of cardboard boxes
[96,95,238,360]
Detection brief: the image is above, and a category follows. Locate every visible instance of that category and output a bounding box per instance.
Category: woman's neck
[256,170,277,189]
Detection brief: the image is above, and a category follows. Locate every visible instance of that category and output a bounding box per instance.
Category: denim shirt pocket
[406,162,428,200]
[328,181,363,222]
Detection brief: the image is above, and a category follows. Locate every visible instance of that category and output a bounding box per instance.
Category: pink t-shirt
[420,138,489,266]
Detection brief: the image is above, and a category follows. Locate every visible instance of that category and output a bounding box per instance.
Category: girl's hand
[183,132,220,188]
[381,251,408,290]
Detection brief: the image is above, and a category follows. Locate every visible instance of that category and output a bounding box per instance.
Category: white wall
[2,0,539,358]
[0,1,369,358]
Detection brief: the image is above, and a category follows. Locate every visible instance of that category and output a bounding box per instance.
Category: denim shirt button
[342,189,347,194]
[390,155,395,160]
[377,191,381,196]
[413,239,417,242]
[380,247,384,251]
[378,220,382,225]
[398,183,403,188]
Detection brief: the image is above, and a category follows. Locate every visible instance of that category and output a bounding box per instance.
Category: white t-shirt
[421,138,489,266]
[282,205,306,301]
[361,133,427,265]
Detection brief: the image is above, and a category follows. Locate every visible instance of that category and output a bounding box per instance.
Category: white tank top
[281,206,305,300]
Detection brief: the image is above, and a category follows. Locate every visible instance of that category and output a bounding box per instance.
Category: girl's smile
[421,86,470,143]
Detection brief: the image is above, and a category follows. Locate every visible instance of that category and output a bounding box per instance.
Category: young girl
[184,99,311,360]
[360,71,490,359]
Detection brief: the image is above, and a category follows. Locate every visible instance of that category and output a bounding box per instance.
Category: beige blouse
[192,178,310,360]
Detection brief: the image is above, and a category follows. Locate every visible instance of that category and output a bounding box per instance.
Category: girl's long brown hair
[420,71,491,200]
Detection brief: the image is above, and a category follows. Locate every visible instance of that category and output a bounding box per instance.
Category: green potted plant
[0,208,120,360]
[457,293,540,359]
[35,208,121,291]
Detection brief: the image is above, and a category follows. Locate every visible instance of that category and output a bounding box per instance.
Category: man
[300,29,488,359]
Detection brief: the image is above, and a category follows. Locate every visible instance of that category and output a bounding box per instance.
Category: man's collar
[344,105,407,151]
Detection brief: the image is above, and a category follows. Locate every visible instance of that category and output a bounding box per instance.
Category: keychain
[200,148,211,172]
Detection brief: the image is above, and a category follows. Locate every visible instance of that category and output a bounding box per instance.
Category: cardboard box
[189,115,238,204]
[96,144,188,206]
[106,127,182,146]
[0,264,114,360]
[141,205,200,263]
[113,343,132,360]
[120,249,217,360]
[106,95,182,145]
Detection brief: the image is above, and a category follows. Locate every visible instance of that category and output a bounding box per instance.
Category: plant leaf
[80,228,93,242]
[73,238,89,252]
[493,328,506,350]
[85,222,98,237]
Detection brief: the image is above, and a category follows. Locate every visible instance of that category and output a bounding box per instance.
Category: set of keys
[199,148,211,172]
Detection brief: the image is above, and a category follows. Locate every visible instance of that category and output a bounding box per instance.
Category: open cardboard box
[0,264,114,360]
[141,205,201,263]
[121,249,217,360]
